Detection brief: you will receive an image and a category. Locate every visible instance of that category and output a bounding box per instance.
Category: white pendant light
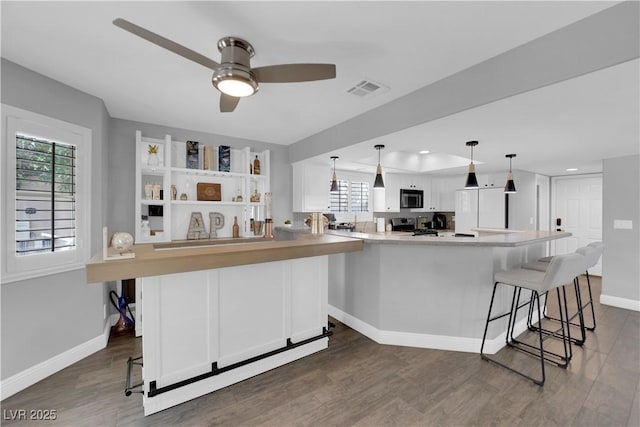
[374,145,385,188]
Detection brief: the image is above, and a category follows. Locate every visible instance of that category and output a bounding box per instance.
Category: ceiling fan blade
[220,94,240,112]
[113,18,220,71]
[253,64,336,83]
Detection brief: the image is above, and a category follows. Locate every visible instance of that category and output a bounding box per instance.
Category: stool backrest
[587,241,605,267]
[576,246,597,269]
[542,253,586,292]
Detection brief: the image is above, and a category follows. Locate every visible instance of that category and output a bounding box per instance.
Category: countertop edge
[326,230,571,247]
[86,235,363,283]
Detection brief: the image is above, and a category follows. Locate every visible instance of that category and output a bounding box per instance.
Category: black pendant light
[464,140,479,189]
[330,156,339,192]
[373,145,385,188]
[504,154,517,193]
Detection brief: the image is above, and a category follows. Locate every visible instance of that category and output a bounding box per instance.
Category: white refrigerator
[455,187,506,235]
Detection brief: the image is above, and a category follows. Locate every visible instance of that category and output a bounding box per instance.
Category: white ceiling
[2,1,638,177]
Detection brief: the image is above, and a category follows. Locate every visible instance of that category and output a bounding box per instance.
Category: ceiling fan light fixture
[212,66,258,97]
[374,145,385,188]
[217,78,256,97]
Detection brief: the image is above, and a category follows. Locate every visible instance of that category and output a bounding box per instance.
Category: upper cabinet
[383,173,401,212]
[430,176,461,212]
[476,173,506,189]
[135,131,270,242]
[292,162,330,212]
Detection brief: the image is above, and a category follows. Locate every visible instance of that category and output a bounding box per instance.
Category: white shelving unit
[135,131,270,243]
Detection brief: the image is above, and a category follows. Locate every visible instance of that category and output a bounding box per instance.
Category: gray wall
[602,154,640,302]
[508,169,539,231]
[1,59,109,379]
[108,118,291,235]
[0,58,292,382]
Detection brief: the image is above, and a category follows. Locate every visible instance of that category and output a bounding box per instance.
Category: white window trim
[1,104,92,284]
[328,171,374,222]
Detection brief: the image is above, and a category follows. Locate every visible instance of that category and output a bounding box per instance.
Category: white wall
[289,2,639,163]
[601,154,640,309]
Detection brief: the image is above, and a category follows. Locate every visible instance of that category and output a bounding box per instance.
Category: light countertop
[325,229,570,247]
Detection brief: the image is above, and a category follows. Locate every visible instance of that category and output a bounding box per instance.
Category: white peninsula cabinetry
[141,256,329,415]
[135,131,270,242]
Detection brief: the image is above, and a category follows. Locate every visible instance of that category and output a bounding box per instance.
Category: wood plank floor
[2,276,639,426]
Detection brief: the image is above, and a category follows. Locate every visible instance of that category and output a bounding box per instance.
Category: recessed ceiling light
[419,150,430,154]
[566,168,579,172]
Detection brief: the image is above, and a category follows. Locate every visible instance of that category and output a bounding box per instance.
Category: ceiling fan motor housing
[211,37,259,96]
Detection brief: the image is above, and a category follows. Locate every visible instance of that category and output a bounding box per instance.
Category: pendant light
[504,154,517,193]
[373,144,385,188]
[464,140,479,189]
[330,156,339,192]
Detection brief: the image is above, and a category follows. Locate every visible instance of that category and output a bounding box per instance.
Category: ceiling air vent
[347,79,387,97]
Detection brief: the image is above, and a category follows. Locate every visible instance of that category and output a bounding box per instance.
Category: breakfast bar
[86,234,363,415]
[326,229,571,354]
[85,229,567,415]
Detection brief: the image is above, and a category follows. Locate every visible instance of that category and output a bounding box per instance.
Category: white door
[551,174,603,275]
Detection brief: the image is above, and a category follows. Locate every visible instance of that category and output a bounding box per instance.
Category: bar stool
[527,242,603,338]
[522,246,591,346]
[480,252,586,386]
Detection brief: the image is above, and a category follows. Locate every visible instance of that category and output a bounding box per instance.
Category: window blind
[15,135,76,256]
[351,181,369,212]
[329,180,349,212]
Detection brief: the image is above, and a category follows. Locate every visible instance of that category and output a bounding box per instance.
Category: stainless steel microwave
[400,189,423,209]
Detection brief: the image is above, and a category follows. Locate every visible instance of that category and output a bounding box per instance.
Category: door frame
[550,173,603,274]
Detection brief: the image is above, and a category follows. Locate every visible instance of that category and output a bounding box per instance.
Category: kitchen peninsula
[326,229,570,354]
[86,234,363,415]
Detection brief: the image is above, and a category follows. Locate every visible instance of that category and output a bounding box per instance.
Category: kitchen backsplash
[291,211,455,230]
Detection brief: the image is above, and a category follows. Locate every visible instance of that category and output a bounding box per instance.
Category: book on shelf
[219,145,231,172]
[186,140,199,169]
[203,146,215,171]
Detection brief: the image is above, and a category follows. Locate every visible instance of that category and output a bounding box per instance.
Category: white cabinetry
[383,173,401,212]
[292,162,330,212]
[477,173,505,189]
[430,176,460,212]
[135,131,270,242]
[140,256,329,415]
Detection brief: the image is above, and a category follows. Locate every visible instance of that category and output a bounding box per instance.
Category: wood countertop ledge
[86,234,363,283]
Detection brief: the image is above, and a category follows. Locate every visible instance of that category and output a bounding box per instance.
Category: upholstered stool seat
[481,252,586,386]
[526,242,603,336]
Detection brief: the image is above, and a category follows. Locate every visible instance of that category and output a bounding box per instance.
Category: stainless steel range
[391,217,438,236]
[390,217,416,232]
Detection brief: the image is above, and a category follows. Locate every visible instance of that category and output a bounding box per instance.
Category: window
[15,135,77,256]
[329,179,370,213]
[329,180,349,212]
[350,181,369,212]
[2,105,91,283]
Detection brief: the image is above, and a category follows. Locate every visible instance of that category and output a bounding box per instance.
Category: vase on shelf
[147,152,159,167]
[147,144,160,167]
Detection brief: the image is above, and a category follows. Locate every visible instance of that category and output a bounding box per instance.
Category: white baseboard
[0,320,111,400]
[328,305,536,355]
[600,294,640,312]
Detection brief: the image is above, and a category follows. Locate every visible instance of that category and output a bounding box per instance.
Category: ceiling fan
[113,18,336,113]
